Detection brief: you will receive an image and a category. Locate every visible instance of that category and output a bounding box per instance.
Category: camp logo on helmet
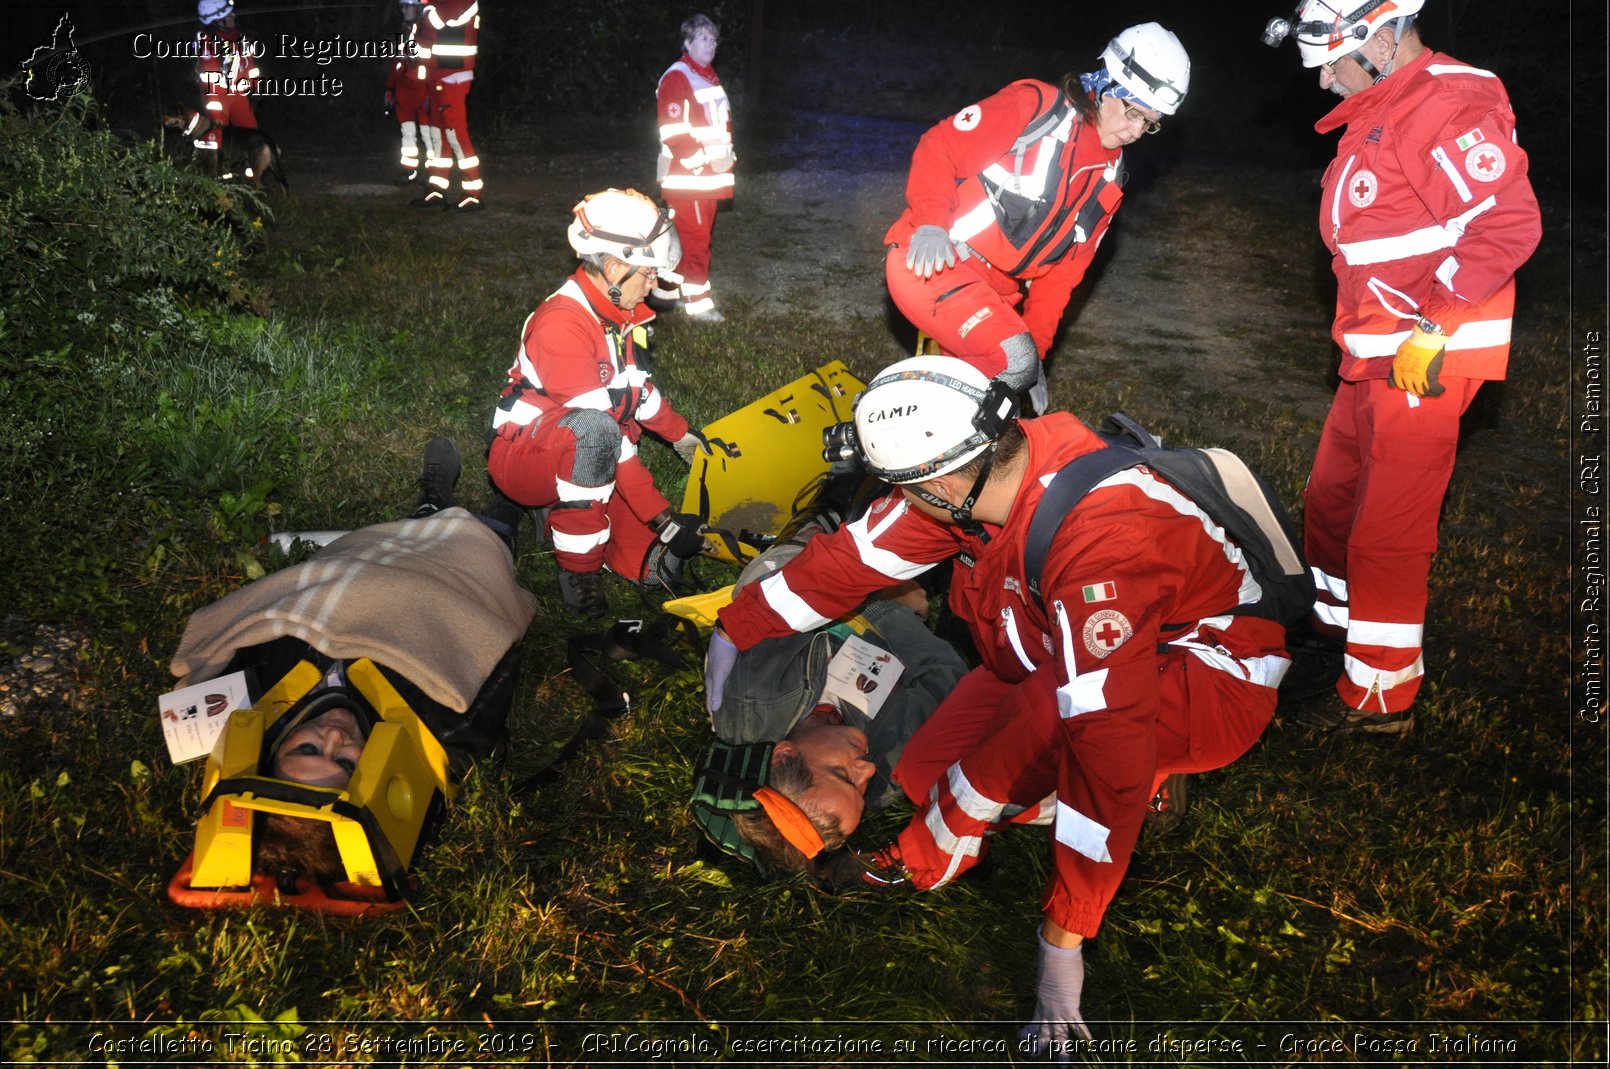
[865,405,919,423]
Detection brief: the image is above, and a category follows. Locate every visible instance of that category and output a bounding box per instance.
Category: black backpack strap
[1023,447,1149,610]
[1024,414,1313,626]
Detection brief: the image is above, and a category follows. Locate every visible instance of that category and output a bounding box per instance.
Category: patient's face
[783,718,876,836]
[272,707,367,789]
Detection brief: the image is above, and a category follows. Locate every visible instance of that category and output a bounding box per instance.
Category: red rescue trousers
[488,417,669,580]
[668,197,719,314]
[393,77,429,171]
[1303,375,1482,712]
[892,617,1283,937]
[200,92,256,150]
[883,244,1034,380]
[423,79,481,197]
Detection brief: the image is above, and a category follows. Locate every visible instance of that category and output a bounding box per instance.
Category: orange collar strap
[752,787,825,859]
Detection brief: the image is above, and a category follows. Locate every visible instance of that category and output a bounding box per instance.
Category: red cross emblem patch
[1347,168,1378,208]
[953,104,982,132]
[668,102,682,119]
[1082,608,1133,659]
[1464,142,1505,183]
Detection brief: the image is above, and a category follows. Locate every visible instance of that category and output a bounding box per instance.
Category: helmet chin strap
[608,264,641,307]
[1356,17,1407,83]
[910,443,998,542]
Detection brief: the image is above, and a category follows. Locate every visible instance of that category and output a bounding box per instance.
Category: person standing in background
[193,0,259,164]
[655,14,734,322]
[1264,0,1541,732]
[414,0,484,211]
[385,2,428,185]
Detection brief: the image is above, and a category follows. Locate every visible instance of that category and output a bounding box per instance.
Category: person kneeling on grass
[692,473,968,877]
[486,187,713,621]
[706,357,1301,1045]
[167,438,536,901]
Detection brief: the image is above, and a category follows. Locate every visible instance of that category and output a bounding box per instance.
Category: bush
[0,80,266,358]
[0,81,282,618]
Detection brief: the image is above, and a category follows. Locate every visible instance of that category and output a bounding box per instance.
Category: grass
[0,113,1602,1067]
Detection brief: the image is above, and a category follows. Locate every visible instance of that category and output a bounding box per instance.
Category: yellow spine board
[682,361,865,563]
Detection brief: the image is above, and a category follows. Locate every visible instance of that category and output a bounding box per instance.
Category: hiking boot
[454,195,484,212]
[411,190,446,208]
[1296,701,1415,735]
[1145,773,1189,833]
[818,841,910,892]
[394,168,420,185]
[556,569,608,619]
[412,436,460,517]
[526,507,551,548]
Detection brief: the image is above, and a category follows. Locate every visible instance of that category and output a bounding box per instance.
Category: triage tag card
[157,671,250,764]
[821,635,905,720]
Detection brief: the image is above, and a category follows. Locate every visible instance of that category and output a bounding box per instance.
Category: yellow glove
[1388,323,1448,398]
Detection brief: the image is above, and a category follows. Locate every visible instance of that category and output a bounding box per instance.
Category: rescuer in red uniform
[487,189,712,617]
[885,23,1190,412]
[707,357,1295,1046]
[384,1,429,184]
[193,0,259,160]
[413,0,483,210]
[654,14,734,322]
[1264,0,1541,732]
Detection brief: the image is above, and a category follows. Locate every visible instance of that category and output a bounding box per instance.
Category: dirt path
[297,112,1341,424]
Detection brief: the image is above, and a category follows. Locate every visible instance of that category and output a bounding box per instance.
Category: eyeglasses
[1123,104,1162,136]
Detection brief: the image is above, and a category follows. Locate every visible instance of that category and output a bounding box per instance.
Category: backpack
[1023,413,1314,627]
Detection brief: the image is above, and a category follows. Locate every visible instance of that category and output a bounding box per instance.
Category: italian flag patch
[1081,581,1117,603]
[1455,128,1485,151]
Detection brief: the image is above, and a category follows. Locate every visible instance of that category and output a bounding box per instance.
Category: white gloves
[1028,362,1050,415]
[704,630,739,715]
[905,224,957,279]
[674,430,711,465]
[1019,932,1091,1062]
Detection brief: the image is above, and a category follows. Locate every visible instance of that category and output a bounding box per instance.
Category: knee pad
[997,332,1039,393]
[559,409,621,491]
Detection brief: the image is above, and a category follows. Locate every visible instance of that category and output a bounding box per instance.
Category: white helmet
[1287,0,1424,68]
[854,357,1006,484]
[197,0,234,25]
[1100,23,1191,116]
[567,188,682,270]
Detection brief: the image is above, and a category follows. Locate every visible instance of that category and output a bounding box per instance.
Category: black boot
[413,437,460,517]
[556,569,608,619]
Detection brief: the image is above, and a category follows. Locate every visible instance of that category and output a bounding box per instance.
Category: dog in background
[163,110,288,192]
